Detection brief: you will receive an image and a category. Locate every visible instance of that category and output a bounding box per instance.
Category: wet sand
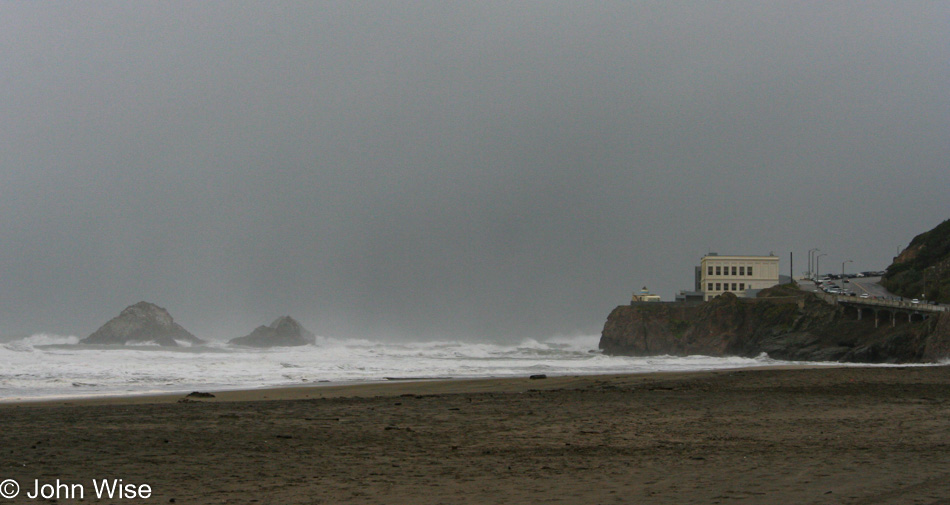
[2,366,950,504]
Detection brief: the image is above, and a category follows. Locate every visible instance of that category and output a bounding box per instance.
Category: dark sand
[2,366,950,504]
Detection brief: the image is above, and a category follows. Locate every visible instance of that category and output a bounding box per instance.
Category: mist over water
[2,3,948,342]
[2,333,810,402]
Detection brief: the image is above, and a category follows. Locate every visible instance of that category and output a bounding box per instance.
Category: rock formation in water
[599,285,950,363]
[80,301,204,347]
[228,316,315,347]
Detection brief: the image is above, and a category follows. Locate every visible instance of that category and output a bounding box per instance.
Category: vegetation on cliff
[881,219,950,303]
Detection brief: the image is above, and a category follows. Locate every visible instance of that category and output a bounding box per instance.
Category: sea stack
[80,301,204,347]
[229,316,315,347]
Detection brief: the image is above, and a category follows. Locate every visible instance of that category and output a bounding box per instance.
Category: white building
[631,286,661,303]
[699,253,780,301]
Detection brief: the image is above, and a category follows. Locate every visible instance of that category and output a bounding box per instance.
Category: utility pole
[790,252,793,283]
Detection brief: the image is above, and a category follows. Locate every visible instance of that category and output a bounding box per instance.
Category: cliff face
[599,290,950,363]
[881,219,950,303]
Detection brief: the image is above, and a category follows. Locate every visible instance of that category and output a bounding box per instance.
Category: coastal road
[846,276,892,298]
[799,276,894,299]
[800,276,950,309]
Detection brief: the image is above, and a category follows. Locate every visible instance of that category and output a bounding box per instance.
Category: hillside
[881,219,950,303]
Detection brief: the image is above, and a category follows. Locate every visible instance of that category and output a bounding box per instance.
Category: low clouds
[1,2,948,340]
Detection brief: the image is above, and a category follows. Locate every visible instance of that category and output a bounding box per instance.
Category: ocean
[2,333,838,402]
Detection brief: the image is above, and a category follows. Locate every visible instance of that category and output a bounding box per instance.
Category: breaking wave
[0,332,852,402]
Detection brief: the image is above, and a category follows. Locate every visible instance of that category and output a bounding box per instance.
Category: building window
[748,267,753,276]
[731,266,737,275]
[739,266,745,275]
[708,283,713,291]
[708,266,713,275]
[740,283,745,290]
[716,266,721,275]
[716,283,721,291]
[732,283,737,291]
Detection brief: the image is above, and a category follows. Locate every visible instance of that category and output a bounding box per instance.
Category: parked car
[912,299,920,304]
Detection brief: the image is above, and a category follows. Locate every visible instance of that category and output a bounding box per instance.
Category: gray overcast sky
[1,2,948,341]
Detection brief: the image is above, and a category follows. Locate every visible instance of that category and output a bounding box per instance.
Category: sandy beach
[2,366,950,504]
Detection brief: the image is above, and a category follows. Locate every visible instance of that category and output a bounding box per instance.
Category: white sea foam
[0,332,877,402]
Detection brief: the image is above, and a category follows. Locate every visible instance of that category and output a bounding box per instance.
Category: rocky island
[600,219,950,363]
[228,316,315,347]
[80,301,204,347]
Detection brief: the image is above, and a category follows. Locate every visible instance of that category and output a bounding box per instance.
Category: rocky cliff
[881,218,950,303]
[229,316,315,347]
[599,285,950,363]
[80,302,204,347]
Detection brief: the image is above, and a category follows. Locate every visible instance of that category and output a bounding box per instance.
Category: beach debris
[385,425,413,432]
[178,391,216,403]
[186,391,216,398]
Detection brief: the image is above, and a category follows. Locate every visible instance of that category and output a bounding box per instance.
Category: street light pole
[842,259,853,284]
[808,248,819,280]
[816,253,827,280]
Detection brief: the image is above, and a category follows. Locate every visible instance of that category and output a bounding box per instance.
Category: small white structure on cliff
[699,253,779,301]
[631,286,661,303]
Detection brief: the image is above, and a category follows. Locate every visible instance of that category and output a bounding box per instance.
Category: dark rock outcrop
[599,286,950,363]
[881,218,950,303]
[228,316,315,347]
[80,302,204,347]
